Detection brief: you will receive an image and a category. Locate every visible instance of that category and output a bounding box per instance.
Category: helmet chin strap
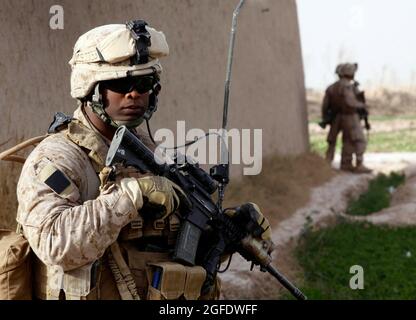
[113,117,145,128]
[89,82,159,129]
[90,83,120,128]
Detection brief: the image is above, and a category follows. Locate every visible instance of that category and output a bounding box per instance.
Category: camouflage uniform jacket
[323,78,367,142]
[16,106,143,297]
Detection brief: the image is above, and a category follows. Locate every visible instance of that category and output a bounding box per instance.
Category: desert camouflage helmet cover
[69,21,169,99]
[337,63,358,77]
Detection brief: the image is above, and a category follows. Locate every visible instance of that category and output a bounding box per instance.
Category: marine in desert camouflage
[320,63,372,173]
[14,19,273,300]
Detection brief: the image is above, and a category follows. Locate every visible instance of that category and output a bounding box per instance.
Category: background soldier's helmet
[337,63,358,78]
[68,20,169,128]
[69,21,169,99]
[335,63,344,76]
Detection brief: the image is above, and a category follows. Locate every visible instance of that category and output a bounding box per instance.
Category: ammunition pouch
[145,261,206,300]
[119,213,180,245]
[121,243,207,300]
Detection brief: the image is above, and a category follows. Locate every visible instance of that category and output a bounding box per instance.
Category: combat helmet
[69,20,169,128]
[338,63,358,78]
[335,63,344,77]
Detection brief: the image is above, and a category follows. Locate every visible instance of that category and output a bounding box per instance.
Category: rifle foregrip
[172,221,201,266]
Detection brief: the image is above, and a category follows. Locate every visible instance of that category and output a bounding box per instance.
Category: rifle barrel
[265,264,307,300]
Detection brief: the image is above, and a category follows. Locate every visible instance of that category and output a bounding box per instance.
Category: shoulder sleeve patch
[38,163,74,197]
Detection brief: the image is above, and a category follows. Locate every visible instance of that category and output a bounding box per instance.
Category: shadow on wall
[0,162,21,229]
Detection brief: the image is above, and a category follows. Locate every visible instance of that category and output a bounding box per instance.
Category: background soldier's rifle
[319,108,335,129]
[354,83,371,131]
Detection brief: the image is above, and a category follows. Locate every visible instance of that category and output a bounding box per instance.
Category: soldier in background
[320,63,371,173]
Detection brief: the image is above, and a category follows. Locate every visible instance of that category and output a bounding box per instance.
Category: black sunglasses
[102,75,156,94]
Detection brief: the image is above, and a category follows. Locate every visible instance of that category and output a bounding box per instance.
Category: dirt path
[332,153,416,174]
[219,171,371,299]
[219,152,416,299]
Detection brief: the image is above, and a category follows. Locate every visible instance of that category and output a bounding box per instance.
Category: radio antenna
[211,0,246,210]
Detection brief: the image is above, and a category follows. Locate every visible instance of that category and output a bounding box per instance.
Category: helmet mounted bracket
[126,20,151,65]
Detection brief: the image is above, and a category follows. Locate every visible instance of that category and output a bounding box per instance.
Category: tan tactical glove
[119,175,190,219]
[225,202,275,254]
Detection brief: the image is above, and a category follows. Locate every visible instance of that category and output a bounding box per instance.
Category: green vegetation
[310,134,331,155]
[367,129,416,152]
[297,116,416,300]
[291,221,416,300]
[310,129,416,154]
[285,171,409,300]
[368,115,416,121]
[347,172,405,216]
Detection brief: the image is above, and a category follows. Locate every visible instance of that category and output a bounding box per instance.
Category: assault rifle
[318,108,335,129]
[355,83,371,131]
[105,125,307,300]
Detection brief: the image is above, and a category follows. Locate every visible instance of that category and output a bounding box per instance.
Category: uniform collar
[66,105,110,171]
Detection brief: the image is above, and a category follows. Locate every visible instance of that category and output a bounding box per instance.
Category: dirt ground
[223,153,336,228]
[220,168,372,299]
[218,152,337,299]
[220,101,416,299]
[220,147,416,299]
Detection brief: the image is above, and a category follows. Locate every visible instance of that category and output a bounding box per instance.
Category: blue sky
[296,0,416,90]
